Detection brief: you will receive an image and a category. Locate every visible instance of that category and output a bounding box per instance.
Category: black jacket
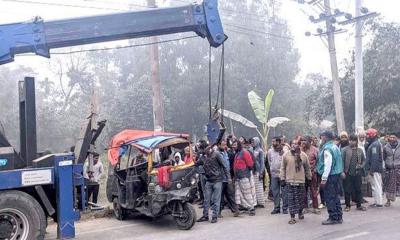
[365,139,384,173]
[197,150,229,183]
[227,149,236,178]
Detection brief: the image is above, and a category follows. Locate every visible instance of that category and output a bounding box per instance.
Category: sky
[1,0,400,80]
[280,0,400,80]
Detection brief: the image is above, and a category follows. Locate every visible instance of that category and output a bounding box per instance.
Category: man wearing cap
[339,131,350,150]
[383,133,400,207]
[317,131,343,225]
[357,128,367,155]
[365,128,384,207]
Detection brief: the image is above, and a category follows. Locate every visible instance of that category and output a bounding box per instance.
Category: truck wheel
[173,202,196,230]
[0,190,46,240]
[113,198,126,220]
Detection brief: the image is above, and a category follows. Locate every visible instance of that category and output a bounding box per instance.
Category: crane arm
[0,0,226,65]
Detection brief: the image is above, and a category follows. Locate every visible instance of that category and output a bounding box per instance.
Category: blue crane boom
[0,0,226,65]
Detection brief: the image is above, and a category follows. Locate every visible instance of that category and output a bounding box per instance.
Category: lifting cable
[221,43,225,123]
[217,44,225,123]
[208,45,212,119]
[207,43,226,145]
[208,44,225,121]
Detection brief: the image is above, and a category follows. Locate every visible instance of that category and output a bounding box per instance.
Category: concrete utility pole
[337,1,378,133]
[323,0,346,133]
[354,0,364,132]
[148,0,164,132]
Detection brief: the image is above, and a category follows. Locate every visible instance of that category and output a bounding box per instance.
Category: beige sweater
[280,151,311,184]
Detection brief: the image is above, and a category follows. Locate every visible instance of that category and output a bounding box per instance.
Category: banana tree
[248,89,275,149]
[218,107,289,149]
[218,109,257,136]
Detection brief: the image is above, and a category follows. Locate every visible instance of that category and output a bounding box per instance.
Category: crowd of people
[193,128,400,225]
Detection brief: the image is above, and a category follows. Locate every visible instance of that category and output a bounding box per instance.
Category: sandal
[312,208,321,215]
[344,207,350,212]
[356,206,367,211]
[288,218,297,224]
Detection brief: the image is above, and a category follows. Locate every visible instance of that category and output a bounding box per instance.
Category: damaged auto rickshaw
[106,130,198,230]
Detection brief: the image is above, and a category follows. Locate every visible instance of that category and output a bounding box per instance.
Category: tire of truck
[0,190,46,240]
[112,197,126,221]
[173,202,196,230]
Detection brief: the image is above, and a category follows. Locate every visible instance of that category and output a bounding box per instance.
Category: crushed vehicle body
[106,129,198,230]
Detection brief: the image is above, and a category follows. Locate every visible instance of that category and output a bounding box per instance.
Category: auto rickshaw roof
[108,129,189,166]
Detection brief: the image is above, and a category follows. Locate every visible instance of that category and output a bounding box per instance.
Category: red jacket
[233,149,254,171]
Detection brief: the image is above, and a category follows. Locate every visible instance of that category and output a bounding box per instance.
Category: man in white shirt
[84,152,104,204]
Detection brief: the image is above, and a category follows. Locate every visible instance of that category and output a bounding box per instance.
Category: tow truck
[0,1,226,239]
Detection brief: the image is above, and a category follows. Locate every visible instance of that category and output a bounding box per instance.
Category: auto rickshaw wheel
[173,202,196,230]
[112,198,126,221]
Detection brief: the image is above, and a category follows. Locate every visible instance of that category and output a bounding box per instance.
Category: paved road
[45,198,400,240]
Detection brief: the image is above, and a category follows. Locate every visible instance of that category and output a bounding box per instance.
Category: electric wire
[171,0,268,19]
[4,0,282,26]
[225,28,282,40]
[2,0,289,31]
[0,0,127,11]
[82,0,148,9]
[169,0,287,25]
[2,0,292,40]
[224,23,293,39]
[84,0,286,25]
[51,35,199,54]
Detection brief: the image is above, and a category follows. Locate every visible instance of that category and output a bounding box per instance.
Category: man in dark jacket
[365,128,384,207]
[195,140,208,206]
[197,145,229,223]
[341,134,367,211]
[218,140,239,217]
[383,133,400,207]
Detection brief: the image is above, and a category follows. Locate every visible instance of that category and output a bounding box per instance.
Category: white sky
[281,0,400,80]
[1,0,399,79]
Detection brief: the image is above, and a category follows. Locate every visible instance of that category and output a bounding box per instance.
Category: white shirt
[322,150,332,181]
[84,161,104,183]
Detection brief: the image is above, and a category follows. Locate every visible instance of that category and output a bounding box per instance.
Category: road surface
[45,198,400,240]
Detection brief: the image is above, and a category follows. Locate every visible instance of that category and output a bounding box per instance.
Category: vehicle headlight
[176,183,182,189]
[190,177,196,185]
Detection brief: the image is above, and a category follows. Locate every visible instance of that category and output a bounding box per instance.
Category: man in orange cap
[365,128,384,207]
